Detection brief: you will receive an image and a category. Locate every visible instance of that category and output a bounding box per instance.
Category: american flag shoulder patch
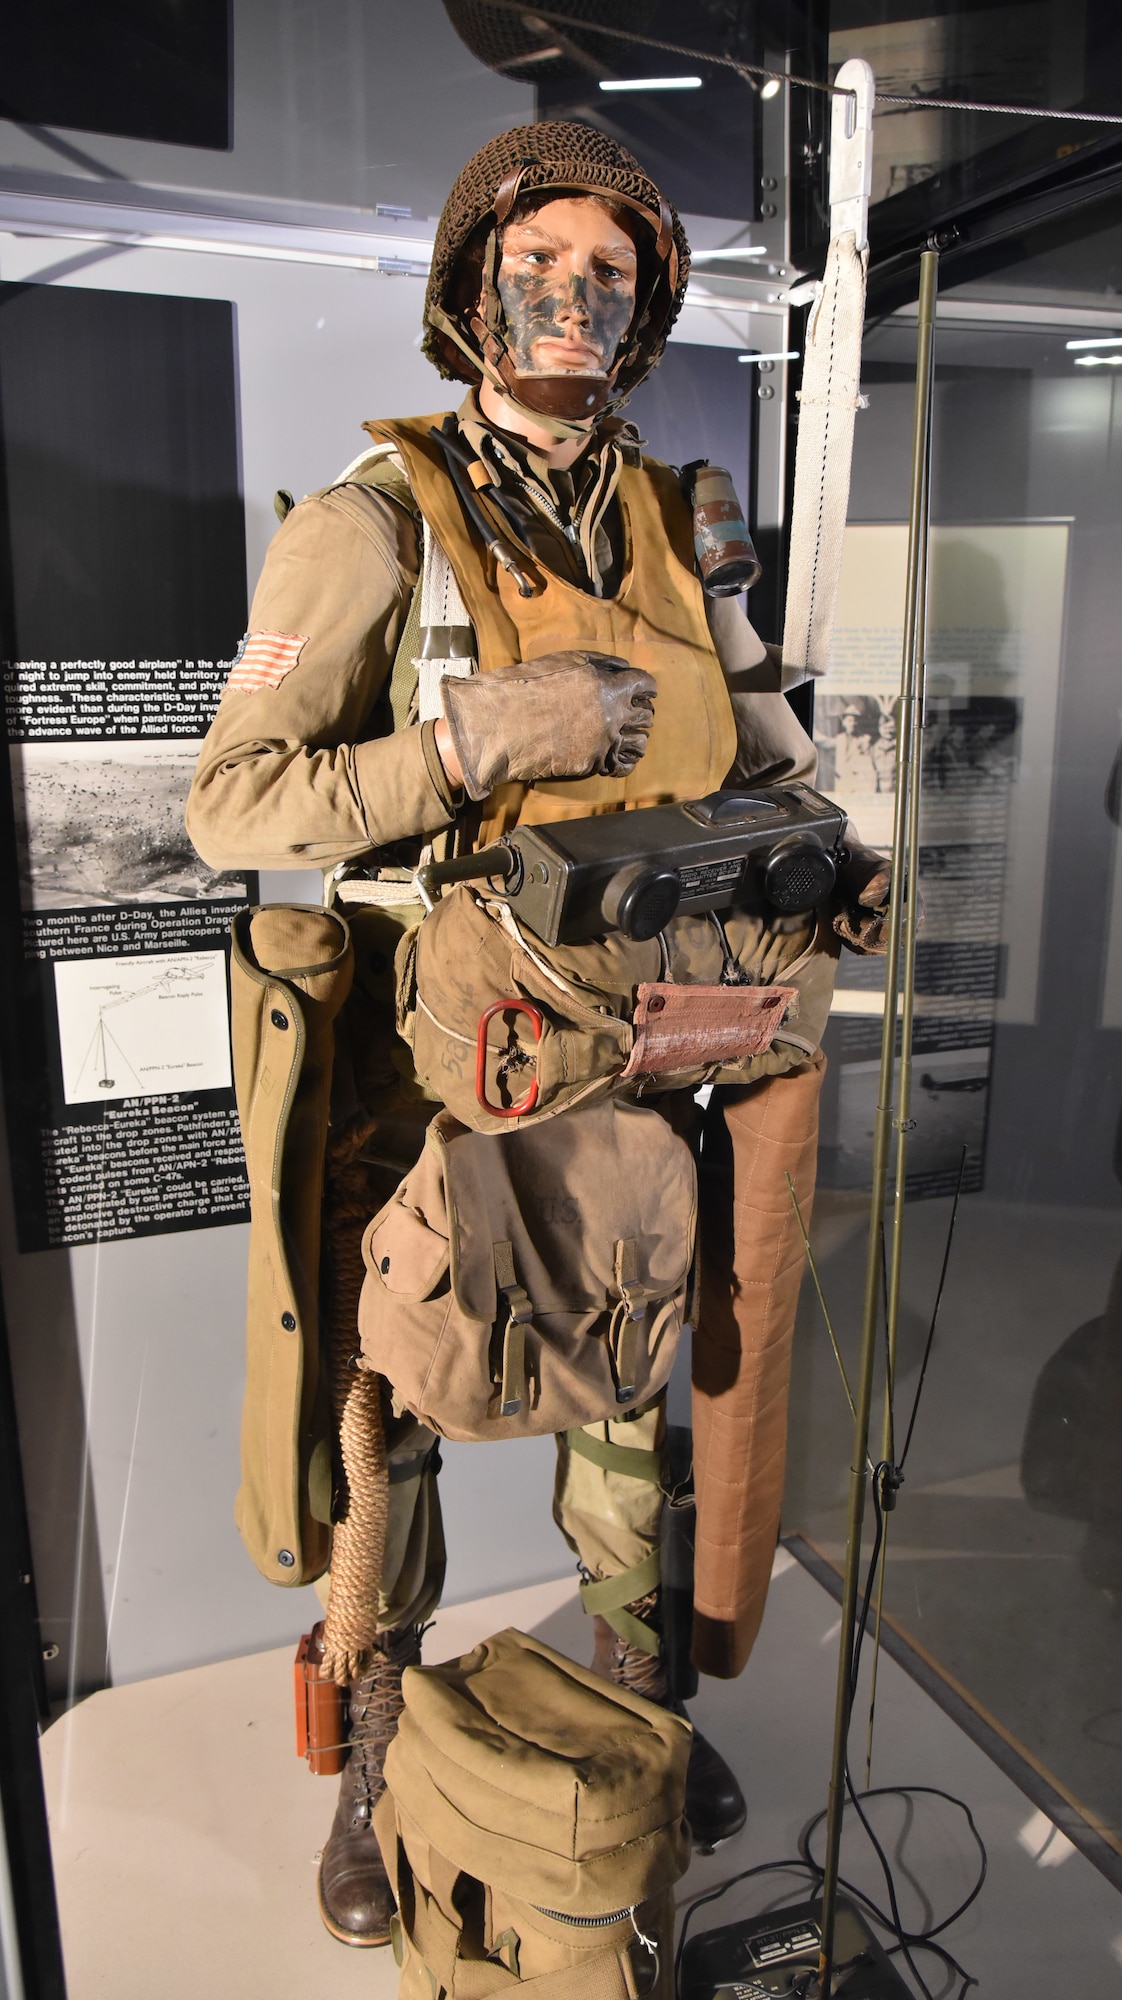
[223,629,308,694]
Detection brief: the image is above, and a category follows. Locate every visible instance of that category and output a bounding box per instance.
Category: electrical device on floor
[415,783,848,945]
[679,1898,910,2000]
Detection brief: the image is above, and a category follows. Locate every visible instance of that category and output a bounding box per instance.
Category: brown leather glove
[440,651,657,802]
[833,839,893,954]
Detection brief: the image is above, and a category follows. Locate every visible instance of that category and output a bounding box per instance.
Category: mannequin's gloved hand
[439,650,657,802]
[833,838,893,954]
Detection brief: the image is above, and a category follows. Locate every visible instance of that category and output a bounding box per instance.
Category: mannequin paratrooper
[189,118,886,1949]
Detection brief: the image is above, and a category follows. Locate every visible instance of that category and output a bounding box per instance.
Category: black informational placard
[0,0,230,150]
[0,282,253,1252]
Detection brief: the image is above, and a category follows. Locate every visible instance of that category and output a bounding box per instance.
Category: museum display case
[0,3,1120,1992]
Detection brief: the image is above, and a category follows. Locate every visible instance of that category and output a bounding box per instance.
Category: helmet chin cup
[496,354,615,421]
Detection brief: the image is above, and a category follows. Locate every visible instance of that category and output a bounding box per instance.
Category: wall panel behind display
[626,342,752,498]
[0,282,252,1252]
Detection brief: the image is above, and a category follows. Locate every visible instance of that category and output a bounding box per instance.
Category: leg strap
[565,1429,662,1485]
[579,1549,662,1654]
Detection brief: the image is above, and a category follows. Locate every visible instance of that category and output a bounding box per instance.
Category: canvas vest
[362,414,738,849]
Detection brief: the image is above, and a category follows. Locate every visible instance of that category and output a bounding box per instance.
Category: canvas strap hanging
[781,58,875,686]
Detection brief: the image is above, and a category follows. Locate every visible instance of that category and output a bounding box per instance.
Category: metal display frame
[0,1295,66,2000]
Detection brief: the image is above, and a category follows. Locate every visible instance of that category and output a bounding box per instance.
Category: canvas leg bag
[358,1098,696,1441]
[374,1626,691,2000]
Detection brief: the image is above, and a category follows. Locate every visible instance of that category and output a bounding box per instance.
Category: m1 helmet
[422,119,690,425]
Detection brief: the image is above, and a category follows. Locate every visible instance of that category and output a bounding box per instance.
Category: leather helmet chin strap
[427,302,599,443]
[495,352,617,422]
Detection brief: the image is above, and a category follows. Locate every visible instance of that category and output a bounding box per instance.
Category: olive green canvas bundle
[374,1626,690,2000]
[228,903,355,1585]
[397,883,836,1135]
[358,1098,696,1439]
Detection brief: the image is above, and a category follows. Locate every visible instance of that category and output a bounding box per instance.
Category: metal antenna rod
[815,246,940,1998]
[864,258,938,1788]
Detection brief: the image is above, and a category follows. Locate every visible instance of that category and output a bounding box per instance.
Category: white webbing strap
[780,227,869,687]
[418,510,472,632]
[415,514,477,722]
[329,440,478,724]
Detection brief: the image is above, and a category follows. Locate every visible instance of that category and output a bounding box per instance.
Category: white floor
[41,1555,1122,1999]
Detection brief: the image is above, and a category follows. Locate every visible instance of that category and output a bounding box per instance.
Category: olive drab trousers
[336,1401,667,1637]
[232,903,669,1643]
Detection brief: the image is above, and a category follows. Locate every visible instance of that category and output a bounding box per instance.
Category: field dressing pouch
[397,885,838,1135]
[358,1099,696,1440]
[374,1626,690,2000]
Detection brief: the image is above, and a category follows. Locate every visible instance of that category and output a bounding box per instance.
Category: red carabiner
[476,999,544,1118]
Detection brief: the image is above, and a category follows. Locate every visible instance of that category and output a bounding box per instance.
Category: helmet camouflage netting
[422,119,691,401]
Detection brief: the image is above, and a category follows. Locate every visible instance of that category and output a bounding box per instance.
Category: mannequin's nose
[556,273,591,322]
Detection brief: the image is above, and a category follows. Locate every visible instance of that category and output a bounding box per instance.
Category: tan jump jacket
[187,420,817,874]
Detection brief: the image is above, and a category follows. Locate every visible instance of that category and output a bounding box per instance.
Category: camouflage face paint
[496,201,638,378]
[496,266,635,376]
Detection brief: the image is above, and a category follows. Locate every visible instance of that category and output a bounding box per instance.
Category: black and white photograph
[815,688,1020,839]
[8,740,246,909]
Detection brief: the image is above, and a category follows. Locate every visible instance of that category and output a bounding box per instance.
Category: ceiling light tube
[1066,334,1122,349]
[143,235,426,273]
[598,76,702,92]
[1074,352,1122,365]
[738,351,799,363]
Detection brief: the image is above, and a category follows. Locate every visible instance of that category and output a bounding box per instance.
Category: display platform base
[679,1896,912,1998]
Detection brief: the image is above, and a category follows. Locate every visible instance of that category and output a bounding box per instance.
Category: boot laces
[345,1627,421,1817]
[598,1590,672,1705]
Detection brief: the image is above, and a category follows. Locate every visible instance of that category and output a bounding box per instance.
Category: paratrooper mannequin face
[496,196,639,378]
[478,195,640,466]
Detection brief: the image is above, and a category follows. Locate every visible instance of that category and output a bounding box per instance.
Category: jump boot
[317,1622,422,1945]
[591,1589,746,1852]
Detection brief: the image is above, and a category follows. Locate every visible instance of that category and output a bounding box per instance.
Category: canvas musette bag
[374,1626,691,2000]
[358,1098,696,1440]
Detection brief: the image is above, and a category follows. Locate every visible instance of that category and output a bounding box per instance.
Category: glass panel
[785,190,1122,1855]
[947,180,1122,305]
[817,2,1122,260]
